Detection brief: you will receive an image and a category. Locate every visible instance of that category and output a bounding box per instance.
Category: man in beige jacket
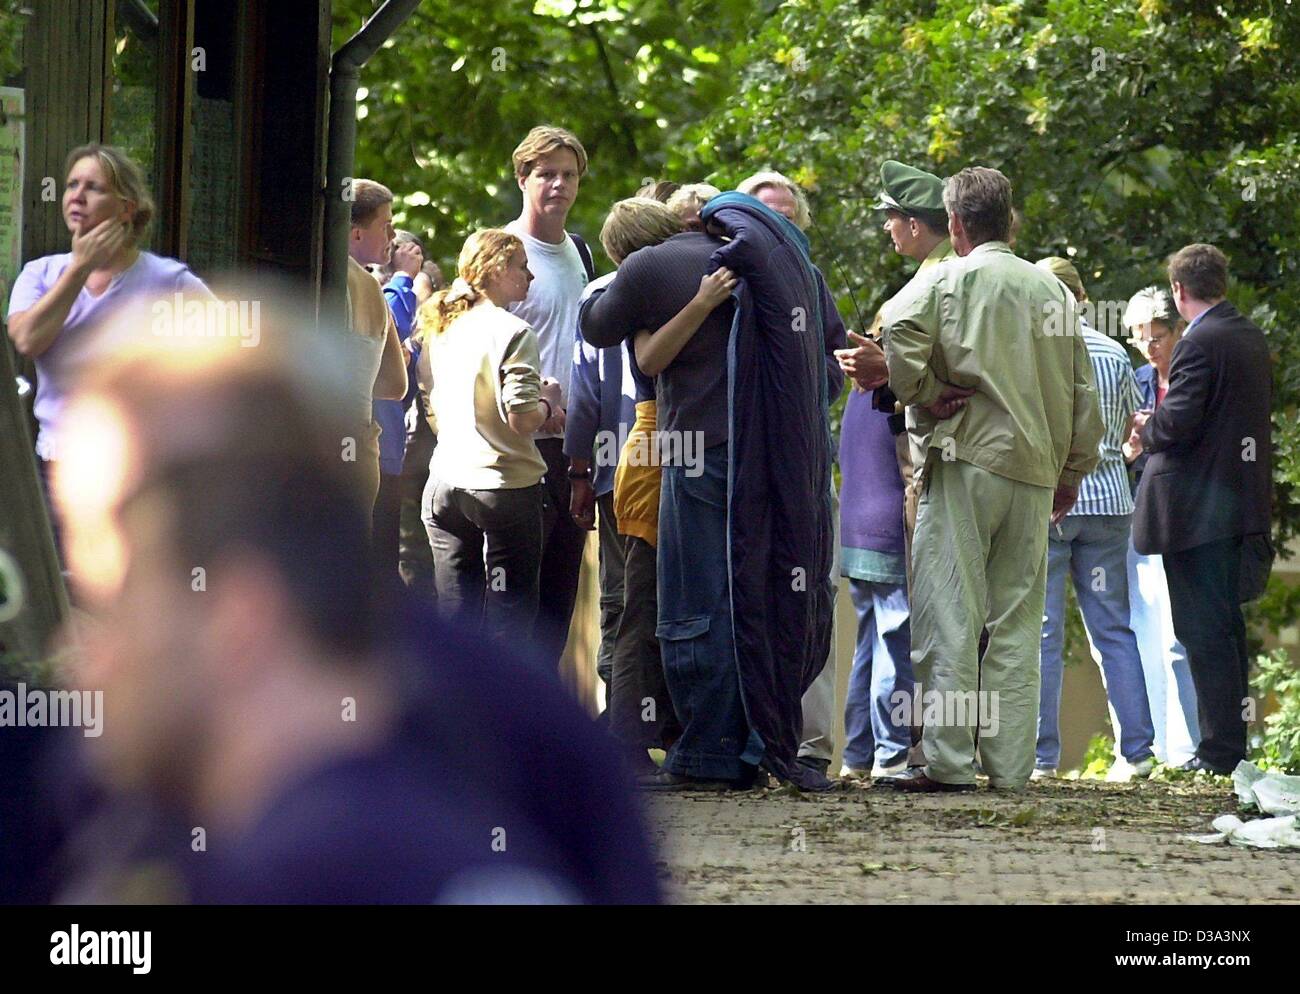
[882,167,1103,791]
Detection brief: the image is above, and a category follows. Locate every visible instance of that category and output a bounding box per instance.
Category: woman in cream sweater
[416,229,561,642]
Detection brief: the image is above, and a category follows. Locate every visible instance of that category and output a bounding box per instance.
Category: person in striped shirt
[1033,257,1157,782]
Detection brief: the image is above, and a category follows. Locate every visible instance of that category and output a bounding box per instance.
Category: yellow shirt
[613,400,661,545]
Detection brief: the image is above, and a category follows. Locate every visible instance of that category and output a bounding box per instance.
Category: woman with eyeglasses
[1124,289,1184,478]
[1121,286,1200,766]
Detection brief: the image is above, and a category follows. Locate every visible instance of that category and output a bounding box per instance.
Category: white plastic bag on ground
[1185,814,1300,849]
[1185,762,1300,849]
[1232,760,1300,817]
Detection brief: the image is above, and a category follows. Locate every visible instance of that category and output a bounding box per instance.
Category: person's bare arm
[8,218,131,358]
[372,312,408,401]
[633,268,737,377]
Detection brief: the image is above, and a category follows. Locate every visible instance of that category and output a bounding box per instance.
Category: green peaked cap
[874,159,947,217]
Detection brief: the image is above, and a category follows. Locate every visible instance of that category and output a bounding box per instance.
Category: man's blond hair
[349,178,393,227]
[600,198,684,265]
[512,126,588,179]
[664,183,721,224]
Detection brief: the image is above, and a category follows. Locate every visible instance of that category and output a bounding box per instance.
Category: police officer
[836,160,956,783]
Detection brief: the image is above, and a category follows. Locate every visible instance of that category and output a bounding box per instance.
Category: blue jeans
[1038,514,1156,768]
[657,444,764,780]
[842,578,913,770]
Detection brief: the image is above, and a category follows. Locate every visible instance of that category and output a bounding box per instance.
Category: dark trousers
[1164,537,1249,772]
[426,480,544,644]
[610,535,679,750]
[37,458,65,569]
[398,417,436,602]
[372,472,402,579]
[596,492,625,689]
[534,438,588,669]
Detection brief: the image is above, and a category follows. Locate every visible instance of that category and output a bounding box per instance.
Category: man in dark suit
[1132,244,1272,775]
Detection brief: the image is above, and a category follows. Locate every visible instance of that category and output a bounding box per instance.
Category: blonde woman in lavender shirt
[7,144,210,546]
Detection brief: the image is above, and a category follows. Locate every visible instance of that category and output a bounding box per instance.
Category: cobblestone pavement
[644,777,1300,904]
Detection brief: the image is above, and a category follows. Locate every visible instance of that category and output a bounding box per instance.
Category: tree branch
[582,20,639,160]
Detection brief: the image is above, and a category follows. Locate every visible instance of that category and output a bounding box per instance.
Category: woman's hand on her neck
[7,228,138,358]
[71,217,136,278]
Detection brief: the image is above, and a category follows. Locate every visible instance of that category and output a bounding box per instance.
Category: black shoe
[636,770,737,792]
[784,758,838,793]
[871,765,925,790]
[790,753,832,779]
[624,749,661,778]
[1179,756,1235,776]
[881,767,976,793]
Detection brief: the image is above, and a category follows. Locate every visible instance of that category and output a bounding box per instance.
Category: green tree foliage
[0,1,26,81]
[699,0,1300,540]
[333,0,760,271]
[342,0,1300,555]
[1251,647,1300,773]
[338,2,1300,742]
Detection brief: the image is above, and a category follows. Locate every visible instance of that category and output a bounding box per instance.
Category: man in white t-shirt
[504,126,593,670]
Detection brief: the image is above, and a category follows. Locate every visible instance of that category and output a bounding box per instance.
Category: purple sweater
[8,251,210,459]
[838,387,905,559]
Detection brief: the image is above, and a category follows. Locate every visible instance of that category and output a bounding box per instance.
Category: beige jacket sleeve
[416,336,438,435]
[496,327,542,422]
[883,277,945,409]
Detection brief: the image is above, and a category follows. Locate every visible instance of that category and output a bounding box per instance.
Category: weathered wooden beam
[1,0,111,671]
[0,321,68,672]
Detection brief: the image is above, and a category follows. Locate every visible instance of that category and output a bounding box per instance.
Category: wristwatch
[567,467,592,481]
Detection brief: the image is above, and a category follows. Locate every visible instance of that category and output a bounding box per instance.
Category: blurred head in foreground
[48,290,663,903]
[52,290,391,818]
